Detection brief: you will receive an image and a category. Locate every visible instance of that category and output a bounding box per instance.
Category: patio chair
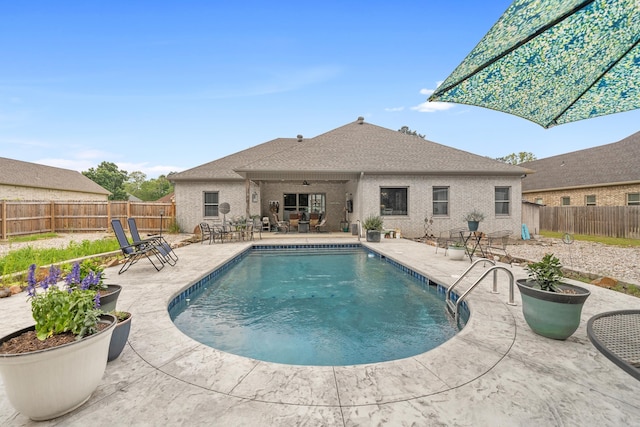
[199,222,224,244]
[435,227,467,254]
[111,219,166,274]
[128,217,178,265]
[248,217,262,240]
[309,212,320,230]
[271,213,289,233]
[288,212,300,231]
[315,216,328,232]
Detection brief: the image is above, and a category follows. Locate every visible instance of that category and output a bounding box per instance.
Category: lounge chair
[111,219,166,274]
[127,217,178,265]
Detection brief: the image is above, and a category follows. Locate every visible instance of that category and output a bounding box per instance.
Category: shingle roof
[521,131,640,192]
[170,118,528,181]
[169,138,297,181]
[0,157,111,195]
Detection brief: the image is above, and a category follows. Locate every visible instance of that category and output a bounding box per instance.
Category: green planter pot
[467,221,479,231]
[108,312,132,362]
[100,285,122,313]
[516,279,590,340]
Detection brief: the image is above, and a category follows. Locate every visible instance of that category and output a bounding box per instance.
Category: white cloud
[412,85,455,113]
[411,101,455,113]
[384,107,404,112]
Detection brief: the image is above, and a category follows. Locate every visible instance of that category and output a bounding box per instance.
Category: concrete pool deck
[1,234,640,426]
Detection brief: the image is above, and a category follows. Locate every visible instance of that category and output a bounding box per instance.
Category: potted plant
[362,214,383,242]
[108,310,132,362]
[447,241,466,260]
[0,264,117,421]
[64,260,122,312]
[463,209,485,231]
[516,254,591,340]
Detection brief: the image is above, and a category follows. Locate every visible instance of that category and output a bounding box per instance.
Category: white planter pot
[448,247,466,260]
[0,314,116,421]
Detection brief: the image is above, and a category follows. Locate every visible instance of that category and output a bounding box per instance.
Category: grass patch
[0,239,120,278]
[540,231,640,247]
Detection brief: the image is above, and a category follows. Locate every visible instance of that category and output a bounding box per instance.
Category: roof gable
[521,131,640,192]
[0,157,111,195]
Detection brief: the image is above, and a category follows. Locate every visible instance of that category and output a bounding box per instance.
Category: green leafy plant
[463,209,485,222]
[449,241,466,248]
[362,214,384,231]
[27,265,102,341]
[525,253,564,292]
[112,310,131,322]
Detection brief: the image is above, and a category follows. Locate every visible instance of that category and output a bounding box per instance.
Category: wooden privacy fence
[540,206,640,239]
[0,201,176,240]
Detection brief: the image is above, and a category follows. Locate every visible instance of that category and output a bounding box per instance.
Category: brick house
[520,131,640,207]
[169,117,529,238]
[0,157,110,201]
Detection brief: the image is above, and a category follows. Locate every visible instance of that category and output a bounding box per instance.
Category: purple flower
[94,292,101,309]
[65,262,81,286]
[26,264,37,297]
[41,265,61,291]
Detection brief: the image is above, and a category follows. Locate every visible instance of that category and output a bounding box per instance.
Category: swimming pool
[169,245,468,366]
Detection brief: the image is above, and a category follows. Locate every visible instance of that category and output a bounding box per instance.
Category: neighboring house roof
[0,157,111,195]
[156,192,175,203]
[520,131,640,192]
[170,118,528,181]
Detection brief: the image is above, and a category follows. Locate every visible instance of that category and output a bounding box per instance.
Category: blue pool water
[169,247,467,366]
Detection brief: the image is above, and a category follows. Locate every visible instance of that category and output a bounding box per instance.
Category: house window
[535,198,543,204]
[585,195,596,206]
[203,191,219,217]
[561,197,571,206]
[495,187,510,215]
[284,193,325,215]
[432,187,449,216]
[628,193,640,206]
[380,187,408,215]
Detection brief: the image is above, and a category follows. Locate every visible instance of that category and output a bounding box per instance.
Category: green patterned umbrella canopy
[428,0,640,128]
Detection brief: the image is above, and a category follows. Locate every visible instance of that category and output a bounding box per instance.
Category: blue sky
[2,1,639,178]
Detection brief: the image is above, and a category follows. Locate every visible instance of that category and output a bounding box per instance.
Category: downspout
[245,178,251,222]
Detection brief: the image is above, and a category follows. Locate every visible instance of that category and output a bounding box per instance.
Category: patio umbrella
[428,0,640,128]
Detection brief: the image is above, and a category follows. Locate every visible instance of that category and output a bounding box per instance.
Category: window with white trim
[585,195,596,206]
[628,193,640,206]
[432,187,449,216]
[203,191,219,217]
[495,187,510,215]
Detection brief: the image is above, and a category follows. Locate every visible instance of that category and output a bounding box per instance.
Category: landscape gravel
[506,237,640,286]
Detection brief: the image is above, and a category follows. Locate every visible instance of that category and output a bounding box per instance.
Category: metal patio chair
[128,217,178,265]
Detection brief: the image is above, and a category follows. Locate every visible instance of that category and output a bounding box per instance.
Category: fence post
[107,201,111,232]
[50,201,56,233]
[1,200,5,240]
